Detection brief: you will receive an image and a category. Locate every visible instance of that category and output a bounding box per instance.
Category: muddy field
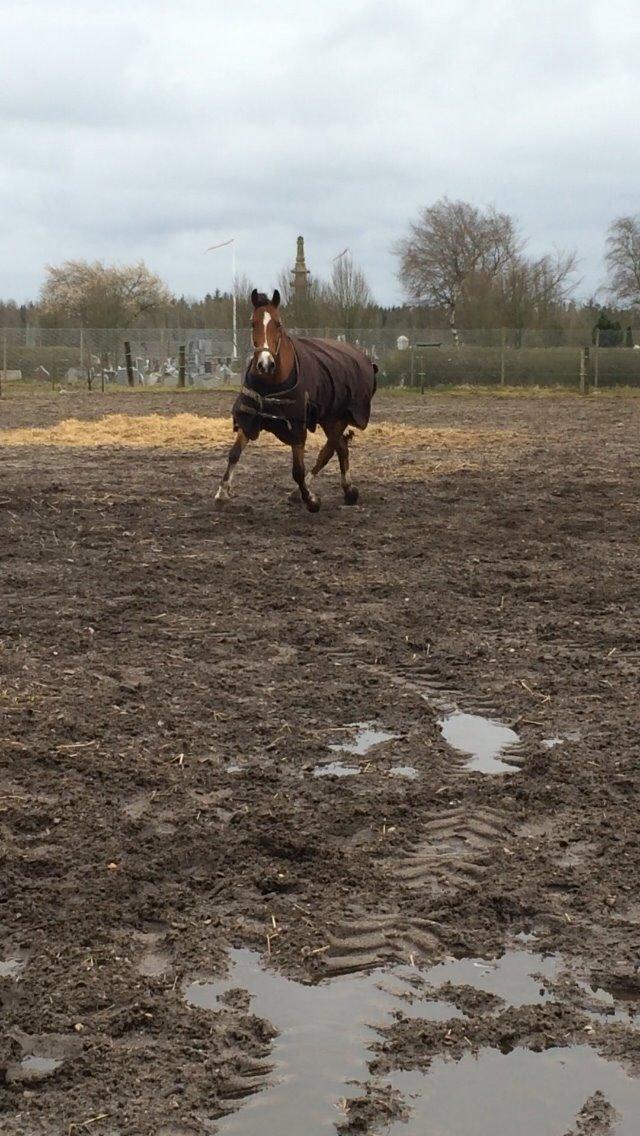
[1,390,639,1135]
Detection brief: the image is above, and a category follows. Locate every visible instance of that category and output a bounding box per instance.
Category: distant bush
[376,346,640,389]
[6,345,81,380]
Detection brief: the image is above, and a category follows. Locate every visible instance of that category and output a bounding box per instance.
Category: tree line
[1,202,639,333]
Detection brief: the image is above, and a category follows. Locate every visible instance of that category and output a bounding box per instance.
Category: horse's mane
[252,292,271,308]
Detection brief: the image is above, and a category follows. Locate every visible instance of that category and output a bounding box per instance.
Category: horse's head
[250,288,283,376]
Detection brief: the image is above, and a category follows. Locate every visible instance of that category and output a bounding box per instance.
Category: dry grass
[0,412,519,457]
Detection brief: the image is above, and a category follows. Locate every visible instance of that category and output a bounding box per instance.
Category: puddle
[386,995,466,1022]
[123,792,151,819]
[438,711,520,774]
[423,950,558,1006]
[137,950,171,977]
[7,1055,63,1083]
[0,957,26,978]
[313,723,401,777]
[313,761,361,778]
[19,1056,62,1075]
[183,948,638,1134]
[513,930,539,944]
[580,984,637,1025]
[389,765,419,780]
[329,722,399,757]
[384,1046,640,1135]
[543,730,581,750]
[185,949,459,1134]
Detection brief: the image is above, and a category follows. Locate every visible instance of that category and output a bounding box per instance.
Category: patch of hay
[0,413,519,455]
[0,414,238,449]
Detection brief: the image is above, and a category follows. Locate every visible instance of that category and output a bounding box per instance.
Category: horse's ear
[271,289,281,309]
[251,288,259,308]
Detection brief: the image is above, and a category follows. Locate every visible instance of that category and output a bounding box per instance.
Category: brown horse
[214,289,377,513]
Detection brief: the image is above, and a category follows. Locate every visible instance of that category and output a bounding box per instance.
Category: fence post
[80,327,84,373]
[178,345,186,388]
[419,354,425,394]
[500,328,506,387]
[594,328,599,391]
[579,347,589,395]
[1,334,6,398]
[124,341,135,387]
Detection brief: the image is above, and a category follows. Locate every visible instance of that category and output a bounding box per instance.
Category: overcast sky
[1,0,639,308]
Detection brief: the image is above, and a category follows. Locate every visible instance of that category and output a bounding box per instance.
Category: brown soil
[1,390,639,1135]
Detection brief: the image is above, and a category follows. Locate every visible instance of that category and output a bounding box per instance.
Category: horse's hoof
[306,496,321,514]
[213,494,228,511]
[288,487,303,504]
[344,486,359,505]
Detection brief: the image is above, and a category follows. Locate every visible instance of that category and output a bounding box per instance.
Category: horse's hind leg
[336,428,359,505]
[214,429,249,508]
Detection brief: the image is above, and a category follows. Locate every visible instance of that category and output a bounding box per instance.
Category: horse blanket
[233,337,377,446]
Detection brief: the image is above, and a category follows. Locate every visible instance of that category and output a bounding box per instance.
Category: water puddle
[389,765,419,780]
[329,722,399,757]
[137,950,171,977]
[313,761,361,778]
[6,1055,64,1083]
[438,711,520,774]
[123,792,151,819]
[424,950,558,1006]
[513,930,539,944]
[384,1046,640,1135]
[580,984,637,1025]
[185,949,448,1134]
[184,947,638,1134]
[0,957,26,978]
[313,722,401,778]
[542,729,581,750]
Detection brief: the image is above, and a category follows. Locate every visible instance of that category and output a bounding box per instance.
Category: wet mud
[1,391,639,1134]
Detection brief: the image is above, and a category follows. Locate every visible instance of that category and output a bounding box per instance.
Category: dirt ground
[1,390,639,1135]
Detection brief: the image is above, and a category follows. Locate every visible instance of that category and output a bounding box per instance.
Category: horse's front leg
[214,429,249,508]
[291,442,321,513]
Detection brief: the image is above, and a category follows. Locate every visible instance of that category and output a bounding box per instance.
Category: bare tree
[605,216,640,306]
[395,198,521,343]
[41,260,172,327]
[498,248,578,334]
[324,252,374,331]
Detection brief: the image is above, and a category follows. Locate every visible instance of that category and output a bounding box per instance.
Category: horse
[214,289,377,513]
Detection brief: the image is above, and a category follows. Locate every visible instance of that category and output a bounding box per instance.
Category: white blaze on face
[257,310,273,370]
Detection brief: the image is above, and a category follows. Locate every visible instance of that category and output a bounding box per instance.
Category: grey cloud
[1,0,639,307]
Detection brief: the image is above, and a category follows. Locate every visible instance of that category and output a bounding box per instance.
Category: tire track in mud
[323,913,447,977]
[215,1059,275,1113]
[314,656,519,975]
[379,658,510,721]
[391,805,510,895]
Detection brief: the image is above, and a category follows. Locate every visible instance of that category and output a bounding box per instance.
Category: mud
[1,390,639,1134]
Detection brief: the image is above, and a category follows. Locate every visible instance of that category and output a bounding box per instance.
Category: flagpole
[204,237,237,361]
[232,242,237,361]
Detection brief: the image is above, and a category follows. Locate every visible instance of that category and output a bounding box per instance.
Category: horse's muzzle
[256,351,276,375]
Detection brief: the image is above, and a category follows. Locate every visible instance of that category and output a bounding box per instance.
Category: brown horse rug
[233,336,378,446]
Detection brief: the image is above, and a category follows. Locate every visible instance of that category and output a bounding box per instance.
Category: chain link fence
[2,326,640,394]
